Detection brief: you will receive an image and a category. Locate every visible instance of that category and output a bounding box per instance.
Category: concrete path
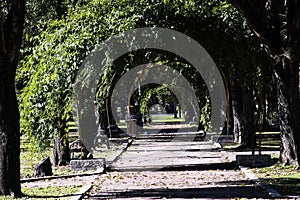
[86,133,271,199]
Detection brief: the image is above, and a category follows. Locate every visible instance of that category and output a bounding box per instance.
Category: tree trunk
[229,0,300,168]
[0,0,25,197]
[53,136,70,166]
[104,72,118,137]
[239,88,256,149]
[231,76,256,149]
[230,77,241,142]
[53,93,70,165]
[232,102,241,143]
[0,67,22,196]
[274,55,300,167]
[225,76,234,135]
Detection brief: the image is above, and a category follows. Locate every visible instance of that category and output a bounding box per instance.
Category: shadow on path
[108,161,237,172]
[88,136,273,199]
[89,185,269,199]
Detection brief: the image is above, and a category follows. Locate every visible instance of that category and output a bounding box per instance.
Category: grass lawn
[20,136,125,177]
[149,114,185,123]
[17,138,80,199]
[117,114,186,129]
[0,185,82,200]
[223,131,280,151]
[223,132,300,197]
[18,132,130,199]
[19,135,115,200]
[251,162,300,197]
[20,137,74,178]
[23,185,82,199]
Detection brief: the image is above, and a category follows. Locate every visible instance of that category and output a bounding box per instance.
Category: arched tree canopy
[18,0,270,149]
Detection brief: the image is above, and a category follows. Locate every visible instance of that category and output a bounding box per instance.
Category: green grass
[0,185,82,200]
[256,131,280,134]
[20,139,52,178]
[23,185,82,199]
[117,114,185,129]
[150,114,185,123]
[251,162,300,197]
[221,131,299,197]
[20,137,74,178]
[222,142,241,149]
[222,131,280,151]
[119,114,185,124]
[18,136,113,200]
[20,136,123,178]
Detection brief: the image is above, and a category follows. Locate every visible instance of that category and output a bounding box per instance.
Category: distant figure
[131,111,143,127]
[221,121,227,135]
[197,122,205,132]
[148,117,152,125]
[197,122,206,139]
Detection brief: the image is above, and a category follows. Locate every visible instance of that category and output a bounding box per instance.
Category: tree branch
[287,0,300,59]
[228,0,283,52]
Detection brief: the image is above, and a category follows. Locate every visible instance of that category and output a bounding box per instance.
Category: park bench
[67,121,93,159]
[68,121,122,157]
[66,121,78,140]
[107,125,119,138]
[69,138,92,159]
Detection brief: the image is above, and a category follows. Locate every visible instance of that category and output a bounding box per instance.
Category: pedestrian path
[86,133,271,199]
[110,136,231,171]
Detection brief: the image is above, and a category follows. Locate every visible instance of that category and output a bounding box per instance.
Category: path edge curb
[217,142,281,198]
[20,171,104,183]
[238,165,281,198]
[71,184,93,200]
[106,138,134,170]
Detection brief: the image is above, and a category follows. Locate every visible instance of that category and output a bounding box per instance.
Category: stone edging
[71,184,93,200]
[106,138,134,169]
[20,171,104,183]
[73,138,134,198]
[216,142,281,198]
[239,165,282,198]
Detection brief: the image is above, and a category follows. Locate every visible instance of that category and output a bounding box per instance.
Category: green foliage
[18,0,266,148]
[140,85,176,115]
[18,0,144,148]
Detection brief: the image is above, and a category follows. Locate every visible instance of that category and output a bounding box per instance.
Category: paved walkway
[86,133,271,199]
